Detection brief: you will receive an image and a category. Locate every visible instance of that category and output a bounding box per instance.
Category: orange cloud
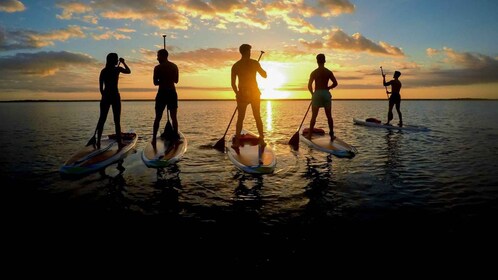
[0,0,25,13]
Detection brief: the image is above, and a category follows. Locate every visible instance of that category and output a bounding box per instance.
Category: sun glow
[258,62,289,99]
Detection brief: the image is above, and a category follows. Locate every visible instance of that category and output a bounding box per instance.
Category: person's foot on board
[173,133,183,144]
[398,122,403,127]
[258,137,267,148]
[231,136,240,153]
[117,141,126,150]
[329,131,336,141]
[384,122,392,126]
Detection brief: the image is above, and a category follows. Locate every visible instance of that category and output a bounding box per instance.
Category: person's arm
[328,71,338,90]
[383,74,392,87]
[119,58,131,74]
[257,62,267,78]
[153,66,159,86]
[174,64,179,84]
[231,65,238,94]
[308,72,314,95]
[99,69,104,95]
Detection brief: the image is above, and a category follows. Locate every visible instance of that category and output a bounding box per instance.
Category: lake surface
[1,100,497,267]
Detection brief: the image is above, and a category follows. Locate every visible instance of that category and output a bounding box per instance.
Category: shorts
[236,88,260,105]
[312,89,331,107]
[389,93,401,105]
[156,90,178,111]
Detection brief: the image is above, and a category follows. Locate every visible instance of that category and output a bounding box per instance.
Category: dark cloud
[0,26,85,51]
[0,51,99,92]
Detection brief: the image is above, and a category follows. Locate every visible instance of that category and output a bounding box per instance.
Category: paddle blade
[288,131,300,150]
[86,135,96,147]
[161,120,175,139]
[213,137,225,152]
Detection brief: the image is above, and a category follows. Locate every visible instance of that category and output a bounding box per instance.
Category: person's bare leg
[324,105,335,140]
[152,104,165,145]
[233,102,247,148]
[386,102,394,125]
[308,106,319,139]
[251,100,265,146]
[395,102,402,126]
[112,101,124,149]
[170,108,181,142]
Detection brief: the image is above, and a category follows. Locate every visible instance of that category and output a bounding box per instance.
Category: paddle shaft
[297,102,312,132]
[380,66,389,99]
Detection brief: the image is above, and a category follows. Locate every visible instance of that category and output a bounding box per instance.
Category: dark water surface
[1,100,497,267]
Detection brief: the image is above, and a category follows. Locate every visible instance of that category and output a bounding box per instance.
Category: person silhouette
[152,49,180,144]
[96,53,131,149]
[231,44,267,149]
[307,53,338,141]
[383,70,403,126]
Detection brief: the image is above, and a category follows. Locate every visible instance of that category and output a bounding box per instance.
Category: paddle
[213,50,265,152]
[161,108,174,139]
[288,101,312,151]
[86,129,98,147]
[380,66,390,99]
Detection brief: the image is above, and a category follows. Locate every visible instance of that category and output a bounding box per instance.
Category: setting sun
[258,62,290,99]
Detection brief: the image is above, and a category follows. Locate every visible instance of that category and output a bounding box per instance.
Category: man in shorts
[307,53,338,141]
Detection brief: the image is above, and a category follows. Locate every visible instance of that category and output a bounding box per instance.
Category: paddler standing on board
[230,44,267,150]
[383,70,403,127]
[307,53,338,141]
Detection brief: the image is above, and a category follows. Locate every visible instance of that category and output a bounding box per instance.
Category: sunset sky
[1,0,497,100]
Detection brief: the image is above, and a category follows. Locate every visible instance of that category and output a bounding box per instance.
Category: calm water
[2,100,498,266]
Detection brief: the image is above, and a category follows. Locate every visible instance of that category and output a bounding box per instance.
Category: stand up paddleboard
[142,131,187,168]
[60,132,138,176]
[299,127,357,158]
[226,129,276,174]
[353,118,430,131]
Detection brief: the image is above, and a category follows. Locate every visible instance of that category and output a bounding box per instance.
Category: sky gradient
[1,0,497,100]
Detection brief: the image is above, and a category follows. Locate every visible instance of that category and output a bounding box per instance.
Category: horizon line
[0,98,496,103]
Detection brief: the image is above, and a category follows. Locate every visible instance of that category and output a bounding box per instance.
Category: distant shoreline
[0,98,496,103]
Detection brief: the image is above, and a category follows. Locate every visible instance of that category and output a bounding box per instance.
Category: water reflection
[265,101,273,132]
[384,130,402,186]
[154,165,182,216]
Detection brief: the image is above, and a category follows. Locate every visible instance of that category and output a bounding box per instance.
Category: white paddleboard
[226,129,276,174]
[60,132,138,176]
[142,131,187,168]
[353,118,430,131]
[299,127,357,158]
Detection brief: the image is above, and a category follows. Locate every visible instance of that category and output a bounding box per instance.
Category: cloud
[415,47,498,87]
[91,31,131,40]
[0,0,25,12]
[56,1,93,19]
[54,0,354,33]
[300,29,405,56]
[0,51,99,92]
[0,25,85,51]
[139,47,240,73]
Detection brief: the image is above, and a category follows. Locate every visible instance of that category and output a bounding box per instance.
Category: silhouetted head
[157,49,169,63]
[106,53,118,67]
[394,71,401,78]
[316,53,326,64]
[239,44,251,57]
